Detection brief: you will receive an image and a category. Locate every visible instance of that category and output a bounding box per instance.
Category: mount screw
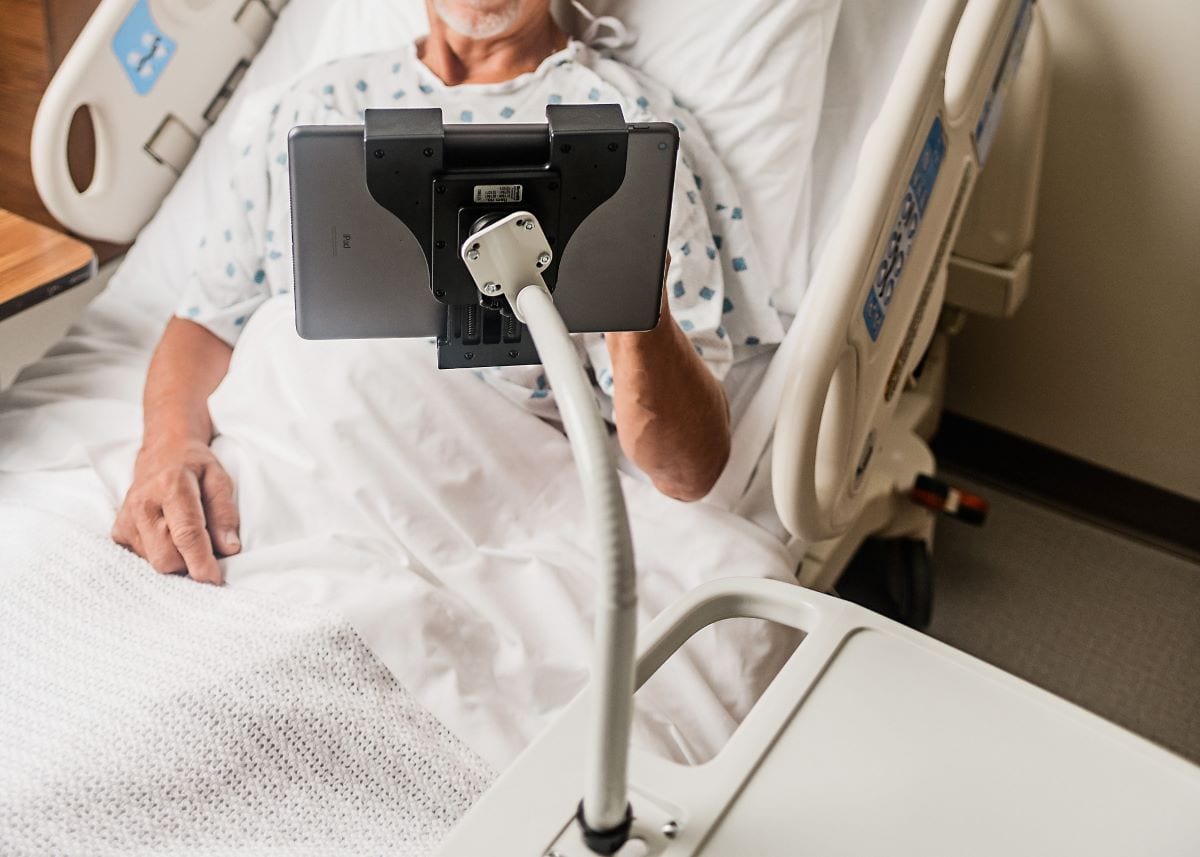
[662,821,679,839]
[524,220,535,231]
[536,252,551,267]
[481,282,502,295]
[467,249,480,261]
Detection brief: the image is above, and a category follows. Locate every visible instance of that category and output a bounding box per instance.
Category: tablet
[288,111,678,366]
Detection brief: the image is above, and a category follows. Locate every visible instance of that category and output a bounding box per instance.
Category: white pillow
[562,0,842,311]
[306,0,842,302]
[110,0,840,316]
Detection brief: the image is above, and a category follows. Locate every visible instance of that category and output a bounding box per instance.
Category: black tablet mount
[363,104,629,369]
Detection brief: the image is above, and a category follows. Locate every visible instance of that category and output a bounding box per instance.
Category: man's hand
[113,316,238,583]
[112,439,240,585]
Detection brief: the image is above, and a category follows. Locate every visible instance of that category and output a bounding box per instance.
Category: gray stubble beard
[431,0,523,39]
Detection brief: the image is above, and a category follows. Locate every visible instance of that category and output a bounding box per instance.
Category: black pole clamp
[575,800,634,855]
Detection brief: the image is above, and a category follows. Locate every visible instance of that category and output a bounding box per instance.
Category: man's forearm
[143,318,234,449]
[607,296,730,502]
[113,317,239,584]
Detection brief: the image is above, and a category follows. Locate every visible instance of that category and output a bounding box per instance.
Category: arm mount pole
[461,210,638,855]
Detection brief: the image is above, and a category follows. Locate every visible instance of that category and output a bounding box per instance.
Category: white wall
[946,0,1200,501]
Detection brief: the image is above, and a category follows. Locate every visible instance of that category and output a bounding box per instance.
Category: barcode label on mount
[473,184,524,203]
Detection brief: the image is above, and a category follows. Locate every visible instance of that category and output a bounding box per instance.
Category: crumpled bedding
[0,0,912,847]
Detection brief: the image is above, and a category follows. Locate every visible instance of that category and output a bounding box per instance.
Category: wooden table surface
[0,208,96,321]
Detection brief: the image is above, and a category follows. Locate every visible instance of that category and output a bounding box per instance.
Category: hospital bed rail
[946,0,1049,318]
[31,0,290,244]
[713,0,1044,571]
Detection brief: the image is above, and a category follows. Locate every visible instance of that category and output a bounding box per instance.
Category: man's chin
[432,0,523,39]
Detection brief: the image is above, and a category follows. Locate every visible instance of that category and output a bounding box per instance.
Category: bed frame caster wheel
[836,537,933,631]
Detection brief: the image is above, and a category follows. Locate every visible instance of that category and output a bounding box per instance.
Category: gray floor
[928,470,1200,764]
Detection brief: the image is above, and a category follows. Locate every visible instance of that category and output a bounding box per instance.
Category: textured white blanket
[0,505,493,856]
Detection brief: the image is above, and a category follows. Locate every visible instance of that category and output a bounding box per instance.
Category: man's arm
[607,288,730,502]
[111,318,240,584]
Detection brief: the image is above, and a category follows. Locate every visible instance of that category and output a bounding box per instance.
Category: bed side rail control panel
[32,0,290,243]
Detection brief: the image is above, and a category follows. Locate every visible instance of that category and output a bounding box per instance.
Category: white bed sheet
[0,283,799,770]
[0,0,921,776]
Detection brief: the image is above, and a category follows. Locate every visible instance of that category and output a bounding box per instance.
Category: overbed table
[0,207,98,388]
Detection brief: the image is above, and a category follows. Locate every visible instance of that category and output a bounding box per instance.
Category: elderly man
[112,0,784,584]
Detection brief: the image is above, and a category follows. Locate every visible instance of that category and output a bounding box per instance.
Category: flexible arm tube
[515,283,638,841]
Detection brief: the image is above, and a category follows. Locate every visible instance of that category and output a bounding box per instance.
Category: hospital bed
[18,0,1049,621]
[2,0,1196,853]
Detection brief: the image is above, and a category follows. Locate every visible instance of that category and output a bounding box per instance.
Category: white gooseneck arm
[461,212,638,853]
[516,283,637,837]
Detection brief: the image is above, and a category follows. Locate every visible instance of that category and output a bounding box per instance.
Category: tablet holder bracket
[363,104,628,368]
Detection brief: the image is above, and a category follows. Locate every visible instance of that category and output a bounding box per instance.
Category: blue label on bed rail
[974,0,1034,165]
[862,116,946,342]
[112,0,177,96]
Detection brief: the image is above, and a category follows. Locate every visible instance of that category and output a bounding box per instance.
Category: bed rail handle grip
[31,0,185,242]
[30,84,115,240]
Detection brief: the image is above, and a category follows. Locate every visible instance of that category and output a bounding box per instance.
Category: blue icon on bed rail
[862,116,946,342]
[112,0,177,96]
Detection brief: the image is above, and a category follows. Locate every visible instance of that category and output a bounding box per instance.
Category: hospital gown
[179,39,785,421]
